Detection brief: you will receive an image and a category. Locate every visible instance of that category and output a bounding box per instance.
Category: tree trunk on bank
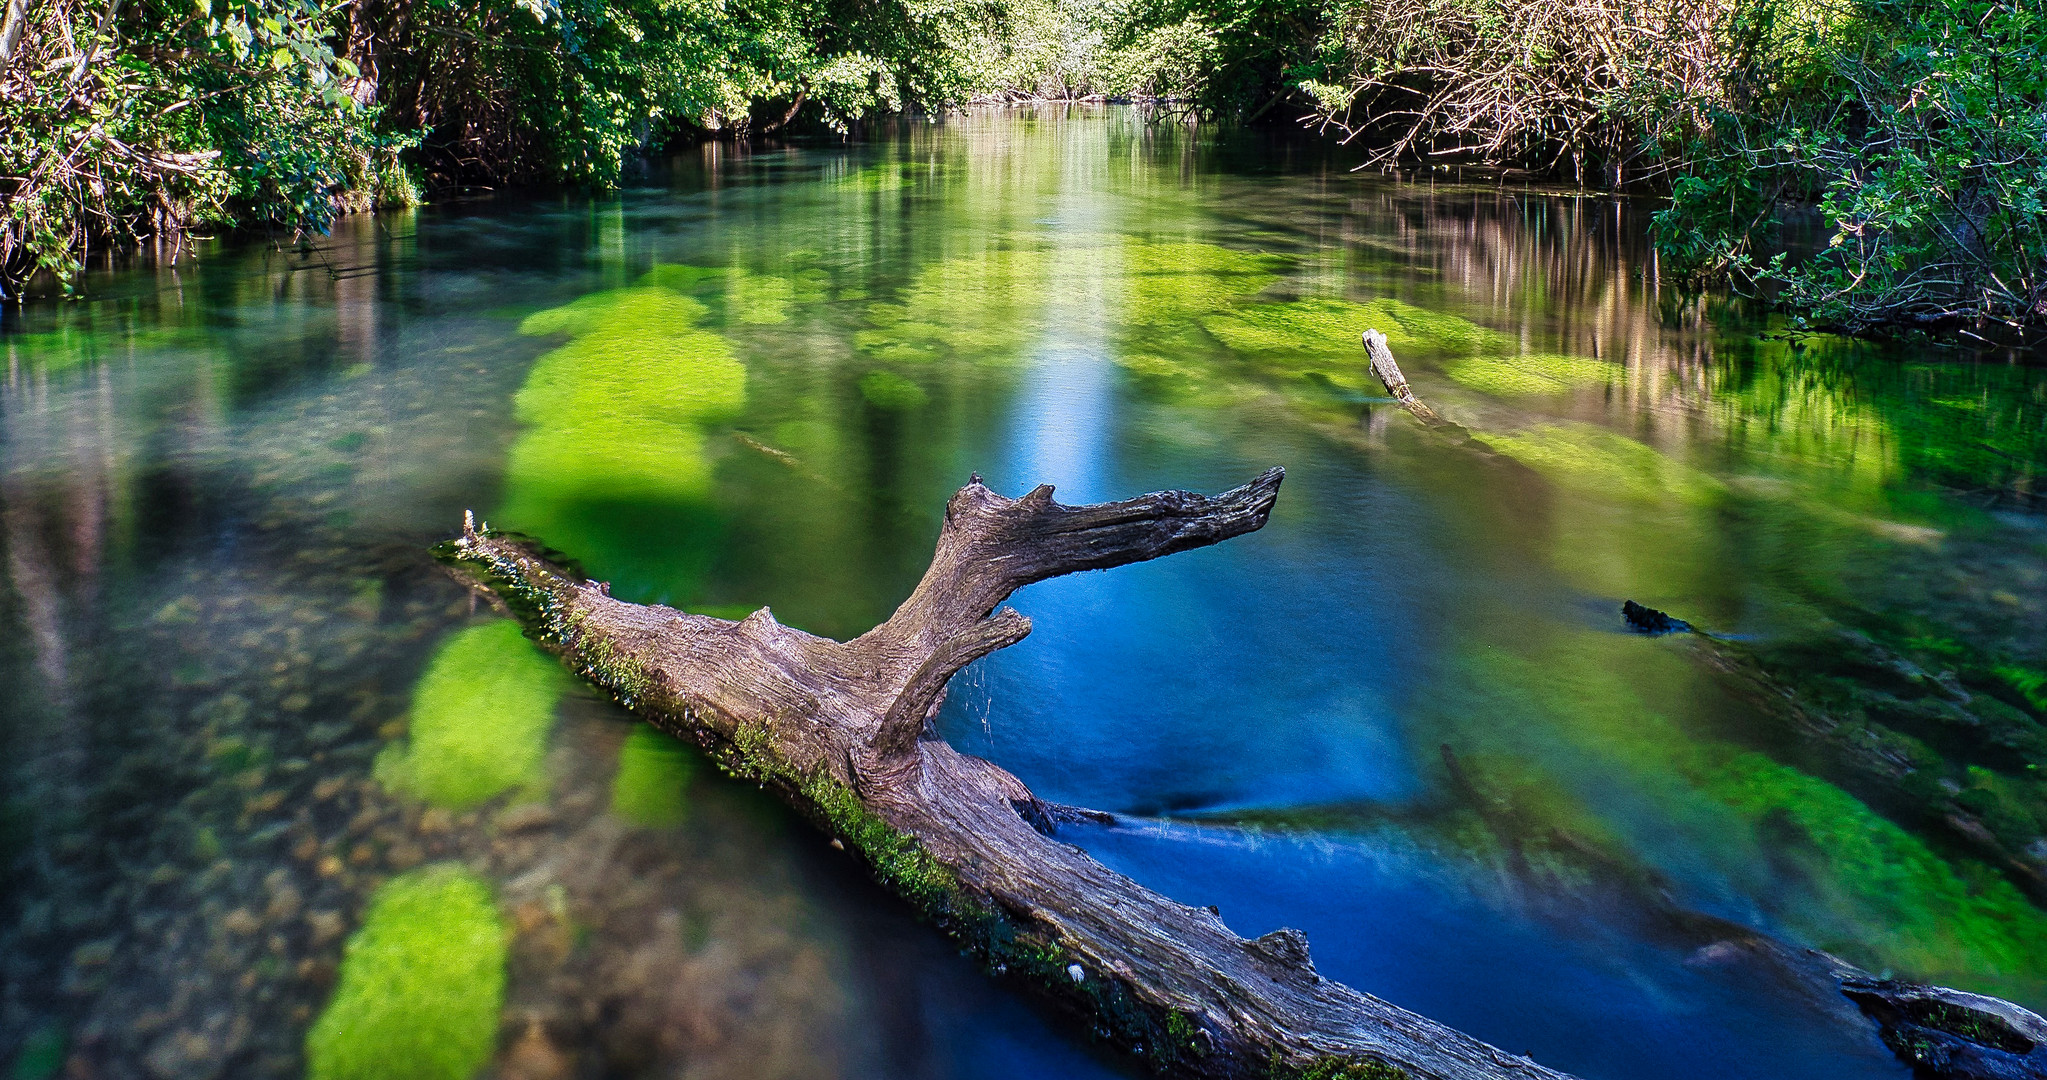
[439,473,1572,1080]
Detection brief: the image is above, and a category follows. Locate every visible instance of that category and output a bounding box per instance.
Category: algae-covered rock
[610,724,697,828]
[306,864,508,1080]
[377,620,565,809]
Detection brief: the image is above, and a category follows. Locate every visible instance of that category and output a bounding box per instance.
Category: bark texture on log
[440,471,1573,1080]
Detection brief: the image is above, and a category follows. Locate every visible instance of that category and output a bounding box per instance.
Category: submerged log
[441,472,1573,1080]
[1618,601,2047,1080]
[1347,325,2047,1078]
[1839,976,2047,1080]
[1616,600,2047,906]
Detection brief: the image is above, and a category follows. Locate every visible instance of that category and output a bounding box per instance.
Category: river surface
[3,107,2045,1080]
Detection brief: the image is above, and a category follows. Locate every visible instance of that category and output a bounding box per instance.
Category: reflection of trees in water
[0,358,124,1064]
[1335,184,2041,508]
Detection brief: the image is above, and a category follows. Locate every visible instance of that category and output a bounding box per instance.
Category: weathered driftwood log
[440,472,1573,1080]
[1839,976,2047,1080]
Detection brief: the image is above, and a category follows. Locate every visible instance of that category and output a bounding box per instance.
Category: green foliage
[0,0,416,294]
[610,724,697,827]
[366,0,994,188]
[1,0,991,291]
[1086,0,1335,108]
[376,619,566,809]
[305,864,509,1080]
[1652,0,2046,329]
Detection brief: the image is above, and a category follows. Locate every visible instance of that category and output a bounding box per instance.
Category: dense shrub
[0,0,413,294]
[1654,0,2047,330]
[0,0,993,293]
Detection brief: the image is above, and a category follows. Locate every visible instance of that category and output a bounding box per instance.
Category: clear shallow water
[3,106,2045,1079]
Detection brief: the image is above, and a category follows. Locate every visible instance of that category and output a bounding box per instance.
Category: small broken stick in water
[1361,328,1446,426]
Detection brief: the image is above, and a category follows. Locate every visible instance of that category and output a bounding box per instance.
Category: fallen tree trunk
[440,472,1572,1080]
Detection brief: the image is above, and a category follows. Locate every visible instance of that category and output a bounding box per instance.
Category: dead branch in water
[440,471,1575,1080]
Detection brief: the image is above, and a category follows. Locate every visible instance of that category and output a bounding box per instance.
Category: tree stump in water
[439,471,1573,1080]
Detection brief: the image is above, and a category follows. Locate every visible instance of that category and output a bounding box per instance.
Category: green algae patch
[1458,631,2047,1001]
[500,279,747,603]
[855,238,1289,371]
[857,245,1054,365]
[1444,354,1617,397]
[1115,241,1289,324]
[1476,423,1725,506]
[378,620,566,809]
[1201,297,1507,363]
[726,269,796,325]
[858,369,929,410]
[1995,665,2047,713]
[1698,751,2047,986]
[611,725,697,828]
[306,864,508,1080]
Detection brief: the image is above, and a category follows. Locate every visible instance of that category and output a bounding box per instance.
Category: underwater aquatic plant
[858,370,931,411]
[305,864,509,1080]
[500,278,749,604]
[611,724,699,828]
[376,620,565,809]
[1201,297,1507,361]
[1442,354,1616,397]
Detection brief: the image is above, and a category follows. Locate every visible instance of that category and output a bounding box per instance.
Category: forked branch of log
[439,471,1574,1080]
